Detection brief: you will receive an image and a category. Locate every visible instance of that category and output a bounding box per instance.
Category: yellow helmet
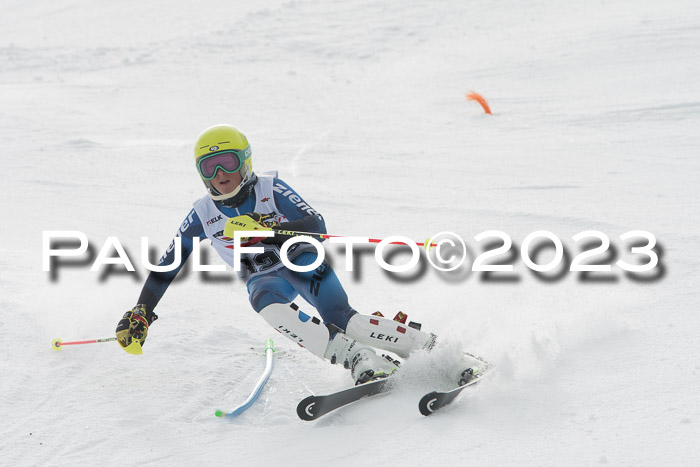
[194,124,254,205]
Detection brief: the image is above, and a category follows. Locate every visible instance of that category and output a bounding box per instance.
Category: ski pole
[272,229,438,249]
[225,215,438,248]
[215,339,275,418]
[52,337,117,350]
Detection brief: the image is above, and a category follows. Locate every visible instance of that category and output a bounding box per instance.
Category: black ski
[297,378,392,421]
[418,374,485,416]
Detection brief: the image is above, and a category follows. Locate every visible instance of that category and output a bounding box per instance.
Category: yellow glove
[115,305,158,355]
[223,212,278,242]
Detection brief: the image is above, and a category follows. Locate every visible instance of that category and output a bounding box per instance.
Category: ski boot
[450,352,488,386]
[324,333,400,385]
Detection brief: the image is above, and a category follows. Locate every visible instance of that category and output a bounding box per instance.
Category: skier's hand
[246,212,280,229]
[116,305,158,355]
[261,223,292,246]
[223,212,277,242]
[262,215,323,246]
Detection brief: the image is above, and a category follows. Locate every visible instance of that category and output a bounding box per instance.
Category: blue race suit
[137,176,357,330]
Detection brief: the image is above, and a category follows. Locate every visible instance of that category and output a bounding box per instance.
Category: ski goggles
[197,148,251,180]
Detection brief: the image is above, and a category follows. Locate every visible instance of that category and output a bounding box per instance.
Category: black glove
[116,305,158,355]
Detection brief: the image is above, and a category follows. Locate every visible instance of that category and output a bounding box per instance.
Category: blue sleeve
[137,209,207,312]
[272,178,327,234]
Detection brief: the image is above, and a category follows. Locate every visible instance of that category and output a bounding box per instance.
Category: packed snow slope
[1,0,699,465]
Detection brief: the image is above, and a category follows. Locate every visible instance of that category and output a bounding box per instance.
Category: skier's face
[211,167,242,195]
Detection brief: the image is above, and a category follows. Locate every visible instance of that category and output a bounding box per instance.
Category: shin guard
[258,302,330,358]
[345,313,436,358]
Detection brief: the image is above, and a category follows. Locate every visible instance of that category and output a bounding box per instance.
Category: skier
[116,124,484,385]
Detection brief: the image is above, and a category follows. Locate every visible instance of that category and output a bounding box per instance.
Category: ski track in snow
[1,0,699,465]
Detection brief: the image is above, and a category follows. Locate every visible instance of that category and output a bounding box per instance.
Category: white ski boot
[324,333,399,385]
[449,352,488,386]
[257,302,400,384]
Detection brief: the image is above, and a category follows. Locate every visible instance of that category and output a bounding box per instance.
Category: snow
[2,0,699,464]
